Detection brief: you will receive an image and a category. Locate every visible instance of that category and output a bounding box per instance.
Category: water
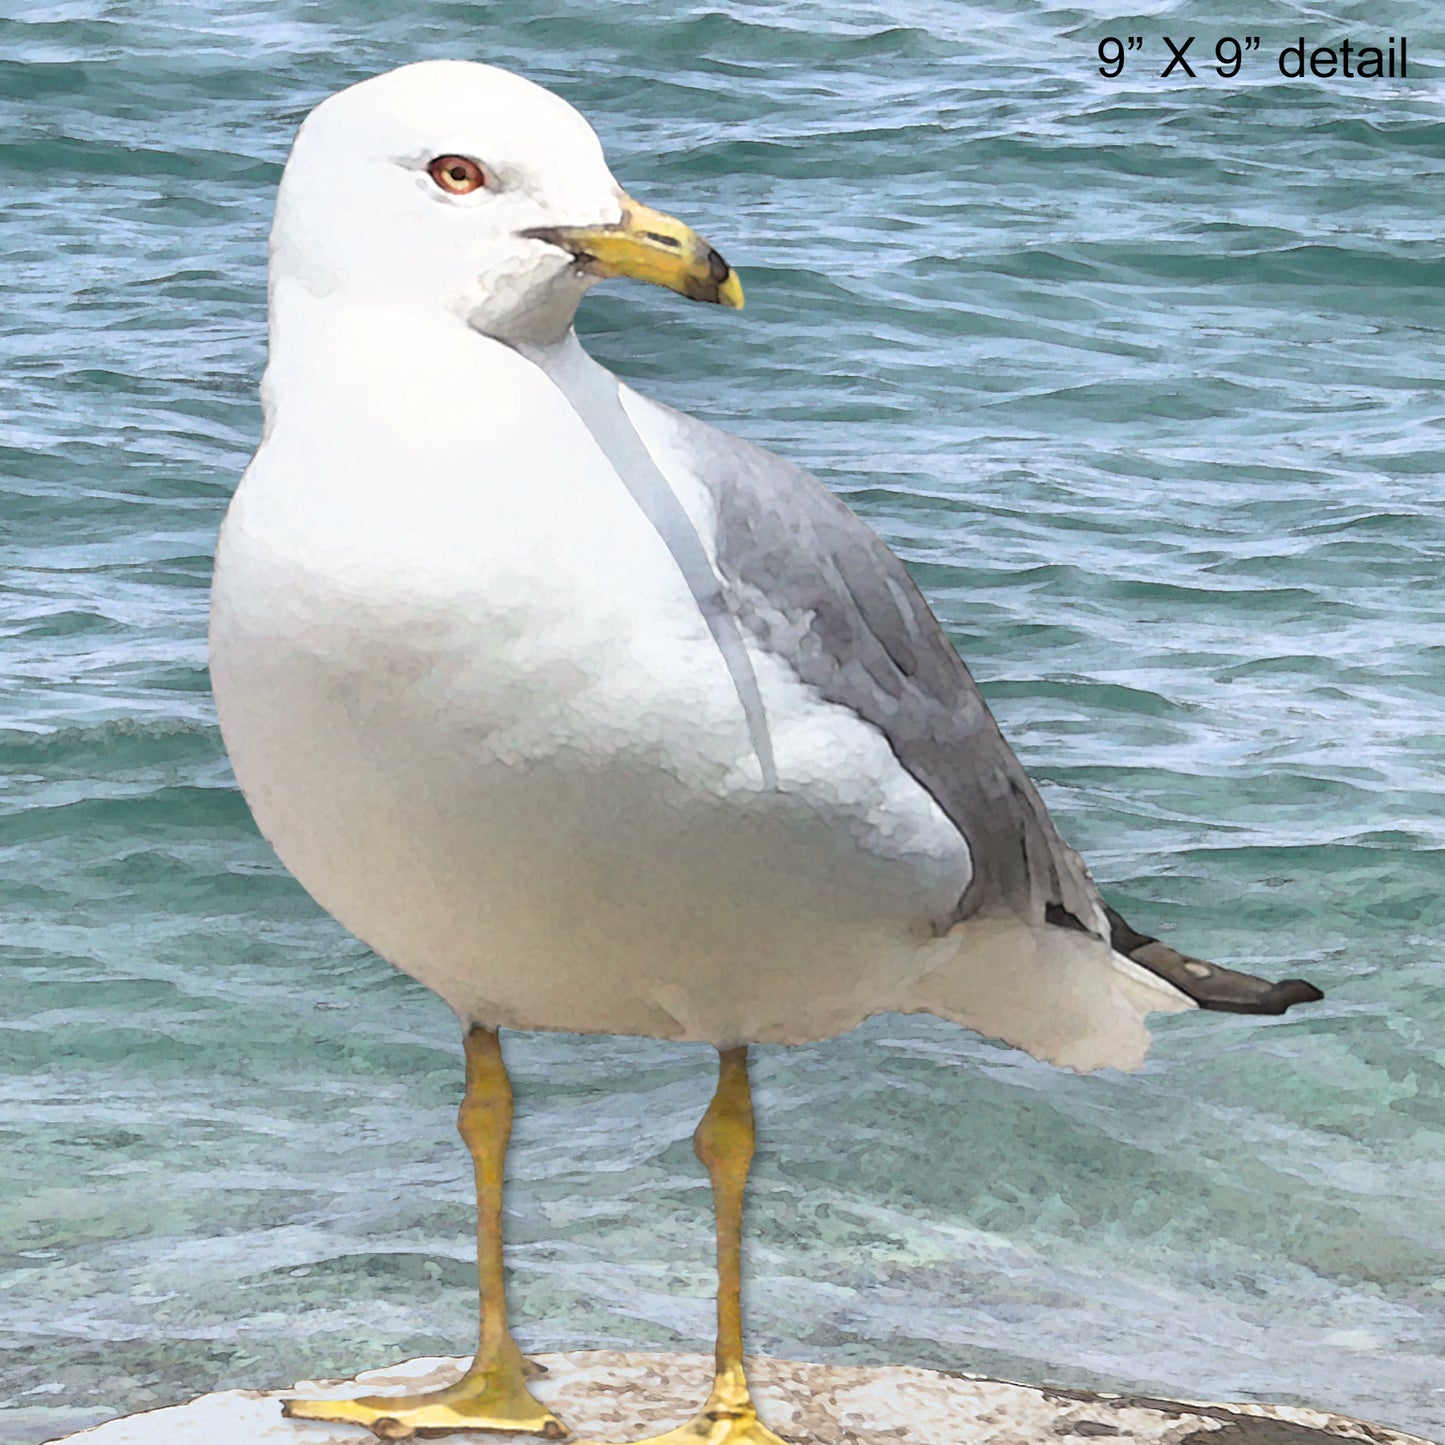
[4,1,1444,1440]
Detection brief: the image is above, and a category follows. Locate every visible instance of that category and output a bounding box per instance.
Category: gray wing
[650,397,1104,932]
[645,398,1323,1016]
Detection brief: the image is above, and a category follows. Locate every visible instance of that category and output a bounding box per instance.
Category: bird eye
[428,155,487,195]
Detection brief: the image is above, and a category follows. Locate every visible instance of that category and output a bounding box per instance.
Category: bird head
[271,59,743,346]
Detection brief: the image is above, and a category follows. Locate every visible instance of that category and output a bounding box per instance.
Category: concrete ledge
[50,1351,1436,1445]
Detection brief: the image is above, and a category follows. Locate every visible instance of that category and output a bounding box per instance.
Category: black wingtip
[1199,977,1325,1016]
[1099,903,1326,1017]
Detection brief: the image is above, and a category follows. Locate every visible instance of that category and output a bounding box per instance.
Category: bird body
[213,294,1191,1066]
[210,316,959,1046]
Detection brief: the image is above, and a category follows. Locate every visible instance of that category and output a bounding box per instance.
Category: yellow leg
[581,1045,786,1445]
[284,1027,566,1440]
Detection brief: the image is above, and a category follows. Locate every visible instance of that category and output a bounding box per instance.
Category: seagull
[209,59,1323,1444]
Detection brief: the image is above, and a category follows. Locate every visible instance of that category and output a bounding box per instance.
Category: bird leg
[582,1044,786,1445]
[283,1026,566,1440]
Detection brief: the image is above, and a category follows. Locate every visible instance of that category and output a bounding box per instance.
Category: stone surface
[50,1352,1436,1445]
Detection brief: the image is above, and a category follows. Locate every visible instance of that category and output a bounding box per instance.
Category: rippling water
[5,2,1444,1441]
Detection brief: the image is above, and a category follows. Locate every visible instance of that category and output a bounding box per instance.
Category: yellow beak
[522,195,744,308]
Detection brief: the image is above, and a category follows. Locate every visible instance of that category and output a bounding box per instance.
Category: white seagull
[209,59,1323,1444]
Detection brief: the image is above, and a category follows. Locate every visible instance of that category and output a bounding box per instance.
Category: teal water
[4,1,1444,1440]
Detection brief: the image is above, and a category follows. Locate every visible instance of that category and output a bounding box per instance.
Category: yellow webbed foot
[578,1402,788,1445]
[283,1360,567,1440]
[576,1373,788,1445]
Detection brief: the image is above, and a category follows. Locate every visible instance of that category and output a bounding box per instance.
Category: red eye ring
[428,155,487,195]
